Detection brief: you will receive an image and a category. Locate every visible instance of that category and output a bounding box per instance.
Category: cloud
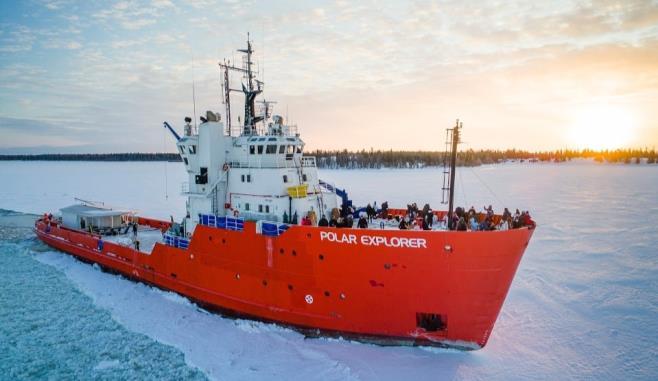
[1,0,657,152]
[0,25,36,53]
[92,1,161,30]
[151,0,175,9]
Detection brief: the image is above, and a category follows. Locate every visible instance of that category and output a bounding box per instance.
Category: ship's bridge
[229,134,314,169]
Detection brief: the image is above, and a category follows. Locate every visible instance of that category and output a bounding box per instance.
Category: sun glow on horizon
[568,105,636,150]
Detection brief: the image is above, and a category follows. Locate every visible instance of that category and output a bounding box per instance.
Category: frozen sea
[0,160,656,380]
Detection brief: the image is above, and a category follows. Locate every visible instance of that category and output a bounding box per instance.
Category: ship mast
[442,120,461,230]
[218,33,264,136]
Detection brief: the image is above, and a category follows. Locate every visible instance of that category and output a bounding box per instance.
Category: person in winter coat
[469,216,479,231]
[365,204,375,223]
[457,217,467,231]
[318,216,329,227]
[380,201,389,218]
[357,214,368,228]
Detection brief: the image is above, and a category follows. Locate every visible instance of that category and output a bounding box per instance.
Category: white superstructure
[166,37,339,235]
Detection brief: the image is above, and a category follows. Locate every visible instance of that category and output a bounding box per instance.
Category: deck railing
[163,233,189,250]
[198,214,245,232]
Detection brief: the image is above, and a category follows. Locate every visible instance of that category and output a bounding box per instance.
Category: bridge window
[241,174,245,182]
[283,175,288,183]
[249,145,255,154]
[265,205,270,213]
[268,137,277,141]
[296,145,302,154]
[245,203,250,211]
[278,145,285,154]
[286,145,294,154]
[247,174,251,182]
[183,158,188,165]
[258,204,263,213]
[266,144,277,154]
[178,146,185,154]
[257,145,264,154]
[189,145,197,154]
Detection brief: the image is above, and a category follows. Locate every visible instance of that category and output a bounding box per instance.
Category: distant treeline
[0,153,181,162]
[309,148,658,168]
[0,148,656,167]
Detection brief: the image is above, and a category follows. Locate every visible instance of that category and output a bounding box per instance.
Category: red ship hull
[35,215,533,350]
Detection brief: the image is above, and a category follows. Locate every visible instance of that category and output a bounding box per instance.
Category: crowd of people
[449,205,535,231]
[309,201,535,232]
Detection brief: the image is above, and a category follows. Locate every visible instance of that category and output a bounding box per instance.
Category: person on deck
[365,204,375,223]
[318,216,329,227]
[357,213,368,229]
[346,214,354,228]
[398,218,408,230]
[329,216,338,227]
[425,210,433,228]
[380,201,389,218]
[479,217,489,231]
[513,209,521,228]
[422,204,430,219]
[469,216,479,231]
[457,217,468,231]
[521,211,536,227]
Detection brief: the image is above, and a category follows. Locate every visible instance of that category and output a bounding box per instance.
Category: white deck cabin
[60,204,133,233]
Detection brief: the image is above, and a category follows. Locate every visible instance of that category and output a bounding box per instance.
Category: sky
[0,0,657,153]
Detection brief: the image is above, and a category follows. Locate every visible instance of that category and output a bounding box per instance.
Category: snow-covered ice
[1,161,657,380]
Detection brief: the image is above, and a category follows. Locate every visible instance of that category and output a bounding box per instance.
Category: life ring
[222,163,230,172]
[233,209,239,217]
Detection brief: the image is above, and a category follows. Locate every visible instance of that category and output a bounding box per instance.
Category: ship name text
[319,231,427,249]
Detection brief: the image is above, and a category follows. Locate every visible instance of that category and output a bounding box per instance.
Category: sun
[568,105,635,150]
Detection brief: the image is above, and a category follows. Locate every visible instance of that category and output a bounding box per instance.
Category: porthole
[339,293,346,300]
[288,284,293,291]
[324,291,330,297]
[262,280,268,286]
[319,254,324,261]
[292,250,297,256]
[235,273,240,280]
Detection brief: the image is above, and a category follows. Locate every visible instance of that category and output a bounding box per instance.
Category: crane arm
[163,121,181,141]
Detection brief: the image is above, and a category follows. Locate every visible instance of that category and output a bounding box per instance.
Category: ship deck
[102,225,164,254]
